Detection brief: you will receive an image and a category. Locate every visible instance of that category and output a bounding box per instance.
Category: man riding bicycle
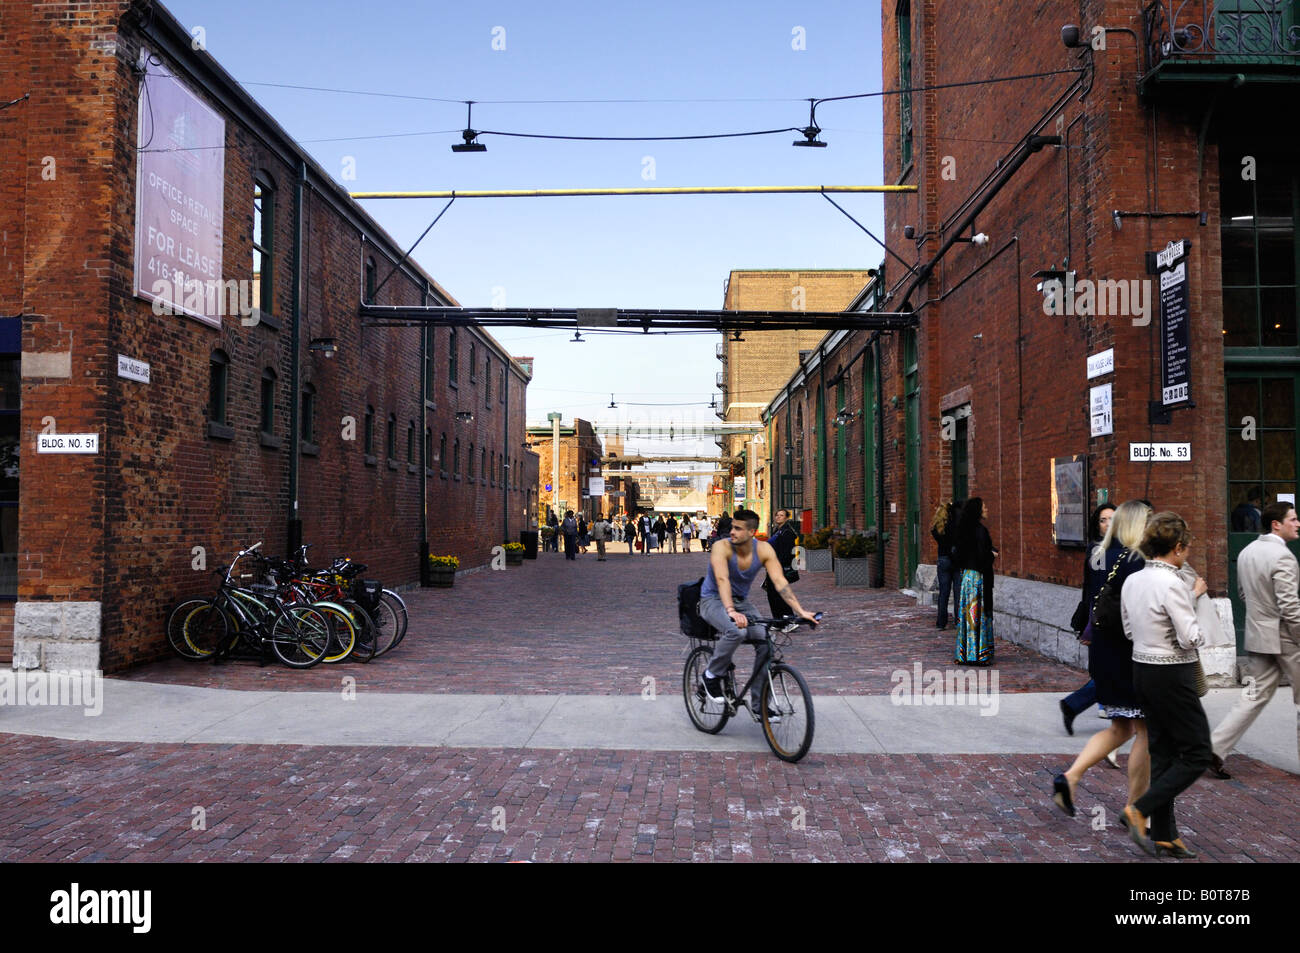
[699,508,819,711]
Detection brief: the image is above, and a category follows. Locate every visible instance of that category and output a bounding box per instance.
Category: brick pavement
[1,733,1294,862]
[122,549,1087,695]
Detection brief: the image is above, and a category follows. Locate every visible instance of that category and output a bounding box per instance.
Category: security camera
[903,225,916,240]
[1061,25,1083,48]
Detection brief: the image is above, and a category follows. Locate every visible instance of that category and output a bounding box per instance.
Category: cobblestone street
[5,551,1298,863]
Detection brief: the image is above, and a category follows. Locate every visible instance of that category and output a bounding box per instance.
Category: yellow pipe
[350,184,916,199]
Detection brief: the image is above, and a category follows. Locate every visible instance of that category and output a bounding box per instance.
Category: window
[425,427,433,470]
[485,356,491,404]
[481,447,487,484]
[1221,146,1297,348]
[424,325,435,401]
[209,350,229,425]
[499,368,506,404]
[440,432,447,474]
[453,438,461,477]
[387,413,397,460]
[490,450,495,484]
[301,383,316,443]
[253,176,274,317]
[364,406,375,455]
[468,442,475,479]
[407,420,415,464]
[470,343,477,381]
[364,256,377,305]
[897,0,913,169]
[260,368,276,434]
[449,328,459,384]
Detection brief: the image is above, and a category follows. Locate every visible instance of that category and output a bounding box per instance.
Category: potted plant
[539,525,556,553]
[801,526,834,573]
[833,529,878,587]
[503,541,525,566]
[428,554,459,587]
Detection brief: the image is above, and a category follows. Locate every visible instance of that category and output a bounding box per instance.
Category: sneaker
[701,673,726,703]
[762,704,783,724]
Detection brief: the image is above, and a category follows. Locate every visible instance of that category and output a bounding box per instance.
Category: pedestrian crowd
[931,490,1298,859]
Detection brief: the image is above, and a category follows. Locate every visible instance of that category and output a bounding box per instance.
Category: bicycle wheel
[760,663,815,763]
[167,599,212,659]
[367,595,403,658]
[313,601,357,663]
[683,644,730,734]
[378,589,409,651]
[342,599,376,663]
[176,601,228,659]
[270,603,330,668]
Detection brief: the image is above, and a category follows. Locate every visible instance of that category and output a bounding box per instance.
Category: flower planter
[505,552,524,566]
[428,568,456,588]
[834,556,872,587]
[804,548,833,573]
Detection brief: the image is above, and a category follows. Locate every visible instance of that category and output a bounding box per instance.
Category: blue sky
[164,0,887,456]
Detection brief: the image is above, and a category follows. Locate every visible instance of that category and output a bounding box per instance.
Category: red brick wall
[1,0,536,670]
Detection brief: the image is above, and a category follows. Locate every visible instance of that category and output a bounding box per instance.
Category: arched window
[407,420,415,464]
[468,443,475,479]
[386,412,397,460]
[253,174,275,317]
[481,447,487,484]
[364,406,375,455]
[301,382,316,443]
[364,255,377,305]
[208,350,230,425]
[440,432,447,475]
[453,438,461,476]
[260,367,277,434]
[449,328,459,383]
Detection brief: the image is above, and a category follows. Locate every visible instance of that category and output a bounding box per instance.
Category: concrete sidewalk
[2,679,1295,773]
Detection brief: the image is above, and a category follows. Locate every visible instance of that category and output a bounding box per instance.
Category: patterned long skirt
[955,568,993,665]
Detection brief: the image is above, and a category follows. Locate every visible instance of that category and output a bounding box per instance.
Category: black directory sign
[1157,240,1191,406]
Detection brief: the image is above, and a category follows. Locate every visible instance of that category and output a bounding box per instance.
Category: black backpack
[677,577,715,640]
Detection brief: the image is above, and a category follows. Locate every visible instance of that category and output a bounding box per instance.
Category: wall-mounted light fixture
[308,337,338,358]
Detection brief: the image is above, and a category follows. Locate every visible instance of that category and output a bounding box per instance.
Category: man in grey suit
[1208,501,1300,778]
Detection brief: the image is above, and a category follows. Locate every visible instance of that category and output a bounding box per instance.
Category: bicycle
[682,613,822,763]
[174,543,333,668]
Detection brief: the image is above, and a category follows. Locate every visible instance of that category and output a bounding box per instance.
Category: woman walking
[931,501,961,629]
[577,514,590,555]
[1051,500,1151,821]
[1059,503,1116,735]
[625,515,637,554]
[952,497,997,665]
[1122,512,1211,858]
[681,515,694,552]
[561,510,578,561]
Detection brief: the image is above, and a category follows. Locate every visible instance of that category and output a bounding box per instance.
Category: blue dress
[954,524,995,665]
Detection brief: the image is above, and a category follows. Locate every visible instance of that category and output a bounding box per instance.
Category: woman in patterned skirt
[1051,499,1152,820]
[952,497,998,665]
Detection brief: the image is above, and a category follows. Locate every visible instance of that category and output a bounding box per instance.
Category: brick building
[764,0,1299,675]
[527,416,604,521]
[0,0,537,672]
[717,270,875,527]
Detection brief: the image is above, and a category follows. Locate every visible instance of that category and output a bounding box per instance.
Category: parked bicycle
[166,542,334,668]
[682,613,822,763]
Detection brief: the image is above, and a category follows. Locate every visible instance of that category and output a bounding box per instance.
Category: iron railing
[1143,0,1300,71]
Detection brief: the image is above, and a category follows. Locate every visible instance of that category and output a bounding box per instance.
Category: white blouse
[1120,560,1204,664]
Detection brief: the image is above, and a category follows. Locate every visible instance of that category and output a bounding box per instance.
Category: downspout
[287,158,305,552]
[503,362,510,542]
[875,338,886,588]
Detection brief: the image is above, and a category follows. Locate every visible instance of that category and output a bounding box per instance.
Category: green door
[816,388,827,527]
[902,330,921,587]
[836,381,848,525]
[1226,369,1300,646]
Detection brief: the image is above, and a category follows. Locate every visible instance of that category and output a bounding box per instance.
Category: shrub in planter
[428,554,459,587]
[833,530,879,587]
[504,542,525,564]
[801,527,835,572]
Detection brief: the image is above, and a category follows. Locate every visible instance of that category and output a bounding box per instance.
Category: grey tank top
[701,545,763,602]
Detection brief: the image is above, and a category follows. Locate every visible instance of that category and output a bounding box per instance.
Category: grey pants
[1211,633,1300,766]
[699,595,770,707]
